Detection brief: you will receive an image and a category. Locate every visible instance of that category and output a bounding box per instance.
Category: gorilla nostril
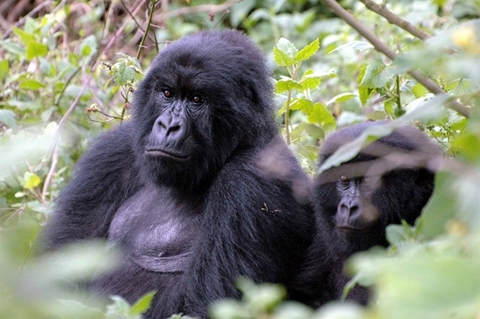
[349,205,359,217]
[166,123,182,136]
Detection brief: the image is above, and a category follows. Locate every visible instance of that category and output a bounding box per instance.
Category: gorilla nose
[162,121,182,137]
[338,198,361,218]
[154,115,188,143]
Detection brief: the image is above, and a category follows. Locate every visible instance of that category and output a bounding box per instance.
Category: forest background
[1,0,480,318]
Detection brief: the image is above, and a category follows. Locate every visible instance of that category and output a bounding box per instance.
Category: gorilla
[43,30,322,318]
[297,121,442,305]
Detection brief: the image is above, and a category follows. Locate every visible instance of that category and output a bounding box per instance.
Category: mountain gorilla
[298,121,442,305]
[43,30,322,318]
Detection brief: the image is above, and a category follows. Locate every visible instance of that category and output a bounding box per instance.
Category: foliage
[1,0,480,318]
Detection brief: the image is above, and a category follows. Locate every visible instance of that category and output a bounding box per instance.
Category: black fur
[298,121,442,306]
[43,30,322,318]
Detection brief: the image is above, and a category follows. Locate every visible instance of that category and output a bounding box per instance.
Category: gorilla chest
[109,186,203,273]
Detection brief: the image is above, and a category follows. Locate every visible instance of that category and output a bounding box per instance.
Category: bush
[1,0,479,318]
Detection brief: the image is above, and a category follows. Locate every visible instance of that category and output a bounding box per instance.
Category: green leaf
[79,35,97,58]
[304,123,325,139]
[26,41,48,60]
[419,173,457,239]
[295,38,319,62]
[357,66,372,106]
[353,246,480,319]
[359,59,389,89]
[299,69,337,90]
[401,94,449,124]
[299,75,321,90]
[367,110,387,120]
[289,98,313,113]
[326,92,357,106]
[12,27,35,45]
[0,60,10,81]
[0,40,25,56]
[412,83,429,98]
[276,38,298,59]
[273,46,295,67]
[106,296,132,317]
[330,40,374,53]
[0,109,16,128]
[23,172,41,190]
[130,291,156,315]
[275,78,302,94]
[308,102,335,126]
[114,63,137,86]
[19,79,46,90]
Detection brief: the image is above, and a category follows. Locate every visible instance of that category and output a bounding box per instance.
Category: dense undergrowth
[1,0,480,318]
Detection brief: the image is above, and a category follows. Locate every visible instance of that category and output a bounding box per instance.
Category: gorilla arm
[43,122,143,250]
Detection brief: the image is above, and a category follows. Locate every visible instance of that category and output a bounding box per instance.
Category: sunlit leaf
[273,46,295,67]
[0,60,10,81]
[308,102,335,127]
[12,27,35,45]
[79,35,97,58]
[130,291,156,315]
[26,41,48,60]
[19,79,46,90]
[276,37,298,59]
[326,92,357,106]
[359,59,389,89]
[295,38,319,62]
[275,78,302,93]
[412,83,429,98]
[290,98,313,112]
[330,40,374,53]
[23,172,41,190]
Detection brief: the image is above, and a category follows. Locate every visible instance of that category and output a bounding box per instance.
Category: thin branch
[359,0,430,40]
[120,0,158,52]
[41,145,58,206]
[137,0,158,59]
[322,0,471,118]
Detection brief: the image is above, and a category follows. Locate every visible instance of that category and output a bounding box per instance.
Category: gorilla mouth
[145,148,190,160]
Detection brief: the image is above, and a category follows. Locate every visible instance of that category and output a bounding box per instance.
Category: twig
[322,0,471,118]
[120,0,158,52]
[137,0,158,60]
[359,0,430,40]
[41,145,58,206]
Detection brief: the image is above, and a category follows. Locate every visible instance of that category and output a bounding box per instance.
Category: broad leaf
[295,38,319,62]
[273,46,295,67]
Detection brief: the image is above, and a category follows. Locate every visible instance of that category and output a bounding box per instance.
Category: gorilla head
[132,30,277,190]
[314,121,442,255]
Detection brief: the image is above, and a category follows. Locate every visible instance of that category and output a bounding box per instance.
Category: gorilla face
[314,122,442,255]
[131,30,275,189]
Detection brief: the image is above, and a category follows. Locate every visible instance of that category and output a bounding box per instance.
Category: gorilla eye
[163,90,172,98]
[340,175,348,182]
[192,95,203,104]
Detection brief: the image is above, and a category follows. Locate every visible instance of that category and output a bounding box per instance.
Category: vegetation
[1,0,479,318]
